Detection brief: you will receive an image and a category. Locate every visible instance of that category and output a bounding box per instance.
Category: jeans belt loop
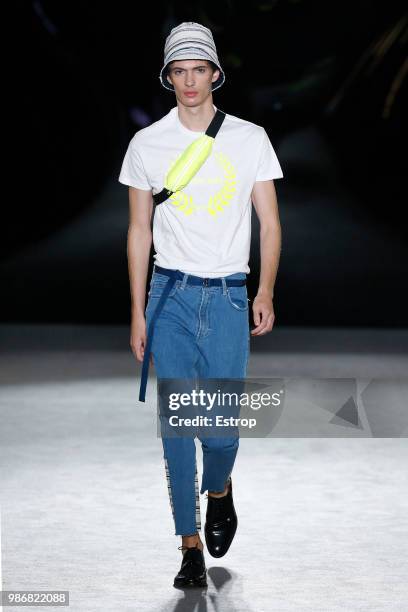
[221,277,227,295]
[181,272,189,290]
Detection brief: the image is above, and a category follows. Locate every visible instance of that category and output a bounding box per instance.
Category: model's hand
[130,313,154,365]
[251,293,275,336]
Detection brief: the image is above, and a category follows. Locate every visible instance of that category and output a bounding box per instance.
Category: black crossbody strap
[205,108,226,137]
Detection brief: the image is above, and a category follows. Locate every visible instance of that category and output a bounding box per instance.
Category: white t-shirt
[119,104,283,278]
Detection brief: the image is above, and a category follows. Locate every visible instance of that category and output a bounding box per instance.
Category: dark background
[2,1,407,327]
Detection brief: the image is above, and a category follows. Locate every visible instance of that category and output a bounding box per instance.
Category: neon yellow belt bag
[153,108,226,206]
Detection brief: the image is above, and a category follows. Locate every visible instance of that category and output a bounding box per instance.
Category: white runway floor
[0,325,407,611]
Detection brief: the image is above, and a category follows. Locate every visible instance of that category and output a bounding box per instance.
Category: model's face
[166,60,220,106]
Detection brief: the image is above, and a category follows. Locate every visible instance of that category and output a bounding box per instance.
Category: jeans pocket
[226,285,249,311]
[148,278,180,300]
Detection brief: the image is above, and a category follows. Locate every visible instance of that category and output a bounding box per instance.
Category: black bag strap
[205,108,226,138]
[152,109,226,206]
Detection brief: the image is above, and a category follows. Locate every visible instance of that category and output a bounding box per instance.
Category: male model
[119,21,283,588]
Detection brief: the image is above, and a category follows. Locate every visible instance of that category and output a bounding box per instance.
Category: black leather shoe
[204,477,237,558]
[173,545,208,589]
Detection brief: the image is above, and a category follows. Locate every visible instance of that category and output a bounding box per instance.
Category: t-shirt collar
[174,104,218,136]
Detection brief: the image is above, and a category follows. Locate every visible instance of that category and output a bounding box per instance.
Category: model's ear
[165,66,173,85]
[212,68,220,83]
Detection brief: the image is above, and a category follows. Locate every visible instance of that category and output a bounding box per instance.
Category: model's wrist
[131,304,145,318]
[256,288,274,299]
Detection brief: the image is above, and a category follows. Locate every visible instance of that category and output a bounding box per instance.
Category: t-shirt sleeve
[118,136,152,190]
[255,128,284,181]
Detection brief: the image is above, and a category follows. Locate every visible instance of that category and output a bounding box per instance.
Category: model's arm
[250,179,282,336]
[128,186,154,361]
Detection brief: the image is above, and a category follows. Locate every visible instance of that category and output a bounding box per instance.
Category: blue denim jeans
[145,265,250,535]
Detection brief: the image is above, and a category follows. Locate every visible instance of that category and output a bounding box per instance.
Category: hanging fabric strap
[152,109,226,206]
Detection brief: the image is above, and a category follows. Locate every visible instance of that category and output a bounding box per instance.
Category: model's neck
[177,99,216,132]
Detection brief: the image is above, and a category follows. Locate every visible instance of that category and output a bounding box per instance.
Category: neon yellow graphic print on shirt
[118,104,284,277]
[166,150,237,216]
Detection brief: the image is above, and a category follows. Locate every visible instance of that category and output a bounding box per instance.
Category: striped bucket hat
[159,22,225,92]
